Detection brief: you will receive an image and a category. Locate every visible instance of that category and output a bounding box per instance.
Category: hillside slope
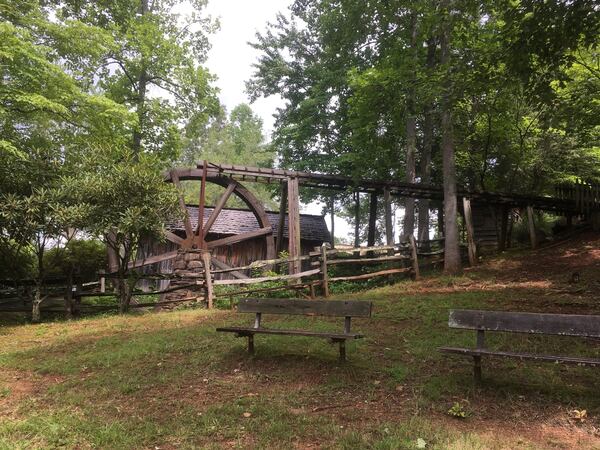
[0,233,599,449]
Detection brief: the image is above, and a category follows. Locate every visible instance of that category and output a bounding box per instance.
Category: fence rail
[1,238,446,319]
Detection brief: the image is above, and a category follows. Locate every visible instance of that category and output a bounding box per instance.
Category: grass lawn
[0,233,599,449]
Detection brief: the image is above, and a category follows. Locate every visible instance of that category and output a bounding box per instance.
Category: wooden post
[99,270,106,293]
[462,197,477,266]
[384,187,394,255]
[498,205,509,252]
[354,191,360,247]
[287,177,301,276]
[329,196,335,248]
[320,243,329,297]
[437,206,444,236]
[408,235,420,280]
[474,329,485,384]
[201,250,213,308]
[526,205,537,249]
[367,192,378,256]
[276,181,287,255]
[196,159,207,248]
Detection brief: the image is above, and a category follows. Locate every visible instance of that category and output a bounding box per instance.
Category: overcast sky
[204,0,286,134]
[203,0,359,242]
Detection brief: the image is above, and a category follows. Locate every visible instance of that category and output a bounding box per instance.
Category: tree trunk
[32,283,42,323]
[418,38,436,249]
[329,196,335,248]
[117,275,133,314]
[132,0,150,157]
[64,269,74,319]
[403,13,418,240]
[440,0,461,274]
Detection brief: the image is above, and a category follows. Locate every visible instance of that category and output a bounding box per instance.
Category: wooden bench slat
[440,346,600,366]
[449,310,600,338]
[216,326,363,340]
[237,298,372,318]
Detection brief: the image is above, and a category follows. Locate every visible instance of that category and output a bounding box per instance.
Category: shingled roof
[167,205,331,243]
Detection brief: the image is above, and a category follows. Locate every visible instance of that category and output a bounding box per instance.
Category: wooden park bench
[439,309,600,383]
[216,298,372,360]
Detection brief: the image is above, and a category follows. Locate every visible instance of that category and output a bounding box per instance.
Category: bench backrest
[238,298,372,318]
[449,309,600,338]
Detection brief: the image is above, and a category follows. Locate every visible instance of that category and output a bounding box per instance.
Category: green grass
[1,254,600,448]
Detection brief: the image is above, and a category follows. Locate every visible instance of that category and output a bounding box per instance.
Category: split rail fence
[1,238,447,317]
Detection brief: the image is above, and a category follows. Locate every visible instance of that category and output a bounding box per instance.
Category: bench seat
[216,298,372,360]
[217,326,363,340]
[439,309,600,383]
[440,346,600,366]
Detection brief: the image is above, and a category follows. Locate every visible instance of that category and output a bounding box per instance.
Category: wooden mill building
[136,205,330,285]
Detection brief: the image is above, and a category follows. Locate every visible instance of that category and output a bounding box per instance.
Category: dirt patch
[0,369,64,418]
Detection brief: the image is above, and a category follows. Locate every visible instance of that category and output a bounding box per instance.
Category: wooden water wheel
[163,168,275,277]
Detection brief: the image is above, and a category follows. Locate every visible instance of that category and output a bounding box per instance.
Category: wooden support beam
[202,181,236,239]
[287,177,301,276]
[367,192,378,248]
[384,187,394,255]
[196,159,208,248]
[498,205,509,252]
[170,170,194,245]
[408,235,420,280]
[164,231,184,245]
[526,205,537,249]
[462,197,477,266]
[320,243,329,297]
[329,196,335,248]
[276,181,287,254]
[201,250,213,308]
[206,227,272,249]
[354,192,360,248]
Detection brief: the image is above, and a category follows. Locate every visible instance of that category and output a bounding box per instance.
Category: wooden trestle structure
[123,161,598,291]
[190,162,595,262]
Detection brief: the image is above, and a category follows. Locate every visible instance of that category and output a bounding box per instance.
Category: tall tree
[54,0,220,160]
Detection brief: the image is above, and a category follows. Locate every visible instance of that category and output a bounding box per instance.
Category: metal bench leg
[473,355,482,384]
[339,340,346,361]
[248,335,254,354]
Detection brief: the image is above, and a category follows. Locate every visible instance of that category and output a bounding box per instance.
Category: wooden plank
[210,257,249,279]
[439,347,600,366]
[312,254,409,266]
[330,267,410,282]
[202,181,236,239]
[448,310,600,337]
[462,197,477,265]
[276,181,287,254]
[128,250,178,269]
[216,327,363,339]
[164,231,184,245]
[236,298,372,318]
[212,268,320,285]
[206,227,272,249]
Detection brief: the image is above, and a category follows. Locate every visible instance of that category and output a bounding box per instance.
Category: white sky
[203,0,360,243]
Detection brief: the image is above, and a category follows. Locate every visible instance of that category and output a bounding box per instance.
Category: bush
[44,239,107,281]
[0,241,35,280]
